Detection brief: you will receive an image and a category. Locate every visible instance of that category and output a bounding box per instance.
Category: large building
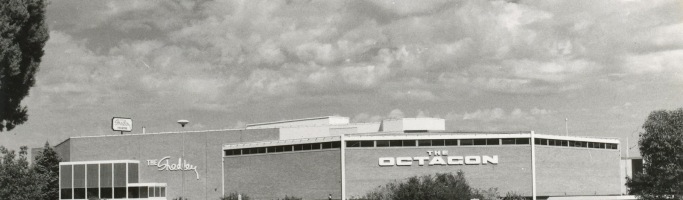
[56,116,623,200]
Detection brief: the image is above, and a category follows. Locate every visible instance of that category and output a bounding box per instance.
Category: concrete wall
[344,146,533,198]
[535,146,622,196]
[223,149,342,200]
[61,129,279,200]
[54,139,71,162]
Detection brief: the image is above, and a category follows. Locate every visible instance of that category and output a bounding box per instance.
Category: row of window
[60,186,165,199]
[60,163,138,189]
[346,138,531,147]
[534,138,618,149]
[224,141,341,156]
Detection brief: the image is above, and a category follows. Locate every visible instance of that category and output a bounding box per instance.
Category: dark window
[293,145,303,151]
[502,138,515,145]
[376,140,390,147]
[547,139,556,146]
[302,144,312,150]
[257,147,266,153]
[569,141,576,147]
[581,142,588,147]
[331,141,341,148]
[87,188,98,199]
[311,143,321,149]
[139,187,148,198]
[445,139,458,146]
[128,186,139,198]
[461,139,474,146]
[540,139,548,145]
[60,165,72,189]
[225,150,233,156]
[418,140,432,146]
[515,138,530,144]
[155,186,161,197]
[534,138,542,145]
[267,147,276,153]
[101,187,113,198]
[403,140,416,146]
[73,165,85,188]
[74,188,86,199]
[346,141,361,147]
[473,139,486,145]
[61,188,72,199]
[432,140,445,146]
[114,187,126,198]
[322,142,332,149]
[360,141,374,147]
[149,187,155,197]
[161,187,166,197]
[274,146,283,152]
[113,163,126,187]
[283,145,293,151]
[389,140,402,147]
[128,163,138,184]
[561,140,568,146]
[600,143,606,149]
[587,142,593,148]
[486,139,499,145]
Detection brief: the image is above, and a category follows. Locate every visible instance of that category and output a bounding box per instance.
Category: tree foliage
[626,108,683,199]
[0,0,49,131]
[356,171,503,200]
[0,143,60,200]
[220,192,251,200]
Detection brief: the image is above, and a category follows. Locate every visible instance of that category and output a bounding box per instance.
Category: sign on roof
[112,117,133,132]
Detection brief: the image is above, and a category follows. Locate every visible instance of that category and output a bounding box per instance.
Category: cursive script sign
[147,156,199,179]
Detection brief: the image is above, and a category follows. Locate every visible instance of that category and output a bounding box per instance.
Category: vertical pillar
[531,131,537,200]
[340,134,346,200]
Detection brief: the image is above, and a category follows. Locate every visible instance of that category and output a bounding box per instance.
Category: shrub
[283,195,302,200]
[220,192,250,200]
[173,197,188,200]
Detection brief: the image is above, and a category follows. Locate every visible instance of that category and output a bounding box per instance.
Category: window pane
[389,140,402,147]
[534,138,542,145]
[87,188,98,199]
[360,141,374,147]
[161,187,166,197]
[432,140,445,146]
[101,187,113,198]
[275,146,284,152]
[445,139,458,146]
[128,163,138,184]
[139,187,148,198]
[225,150,233,156]
[473,139,486,145]
[460,139,474,146]
[74,188,86,199]
[302,144,312,150]
[74,165,85,188]
[515,138,530,145]
[128,186,139,198]
[540,139,548,145]
[149,187,155,197]
[561,140,568,146]
[267,147,275,153]
[346,141,360,147]
[322,142,332,149]
[60,165,72,188]
[87,164,98,188]
[257,147,266,153]
[600,143,606,149]
[155,186,161,197]
[114,187,126,198]
[402,140,416,146]
[376,140,390,147]
[486,139,499,145]
[501,138,515,145]
[568,141,576,147]
[61,188,72,199]
[311,143,321,149]
[418,140,432,146]
[113,163,126,187]
[331,141,341,148]
[284,145,293,151]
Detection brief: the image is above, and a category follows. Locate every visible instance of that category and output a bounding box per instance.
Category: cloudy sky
[2,0,682,156]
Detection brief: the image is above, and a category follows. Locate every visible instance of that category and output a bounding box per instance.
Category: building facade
[56,116,623,200]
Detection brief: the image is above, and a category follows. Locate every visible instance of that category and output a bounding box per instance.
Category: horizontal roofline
[58,128,245,142]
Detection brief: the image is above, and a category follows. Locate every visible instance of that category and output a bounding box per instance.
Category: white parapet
[381,118,446,132]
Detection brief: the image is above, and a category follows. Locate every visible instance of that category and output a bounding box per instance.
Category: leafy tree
[626,108,683,199]
[33,141,61,200]
[357,171,490,200]
[0,0,49,131]
[0,146,42,199]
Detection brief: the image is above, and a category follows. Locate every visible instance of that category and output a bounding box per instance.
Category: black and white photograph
[1,0,682,199]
